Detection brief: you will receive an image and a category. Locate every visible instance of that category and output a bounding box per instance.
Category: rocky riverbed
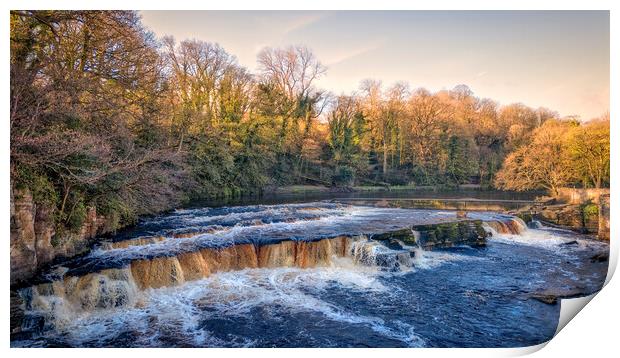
[10,202,609,348]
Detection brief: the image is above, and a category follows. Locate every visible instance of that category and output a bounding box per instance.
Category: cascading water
[350,237,413,271]
[482,216,528,236]
[528,220,544,229]
[10,202,609,348]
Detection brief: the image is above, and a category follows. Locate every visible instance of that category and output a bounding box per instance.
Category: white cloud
[323,40,385,66]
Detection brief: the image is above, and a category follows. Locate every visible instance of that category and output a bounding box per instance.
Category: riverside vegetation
[10,11,610,283]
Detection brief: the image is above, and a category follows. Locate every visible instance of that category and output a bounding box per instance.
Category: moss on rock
[373,220,488,250]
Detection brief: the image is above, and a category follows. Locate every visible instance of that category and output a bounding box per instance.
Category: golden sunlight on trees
[257,45,328,182]
[162,37,248,152]
[495,120,576,195]
[10,10,610,235]
[568,113,610,189]
[495,116,610,194]
[326,95,365,185]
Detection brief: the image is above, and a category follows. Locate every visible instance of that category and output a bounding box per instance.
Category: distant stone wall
[531,188,610,239]
[556,188,610,205]
[599,194,610,241]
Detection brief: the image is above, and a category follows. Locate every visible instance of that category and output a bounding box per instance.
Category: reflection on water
[187,188,543,208]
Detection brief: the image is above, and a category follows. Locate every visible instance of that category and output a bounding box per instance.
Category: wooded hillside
[10,10,610,234]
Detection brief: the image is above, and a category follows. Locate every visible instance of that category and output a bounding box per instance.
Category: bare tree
[257,46,326,100]
[256,46,327,176]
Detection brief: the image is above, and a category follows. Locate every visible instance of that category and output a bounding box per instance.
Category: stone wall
[598,194,610,241]
[536,204,597,233]
[531,188,610,240]
[10,187,115,285]
[556,188,610,205]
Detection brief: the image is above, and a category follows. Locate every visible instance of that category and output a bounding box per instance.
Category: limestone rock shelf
[12,204,527,334]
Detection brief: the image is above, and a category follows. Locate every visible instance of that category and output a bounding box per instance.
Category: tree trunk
[382,140,388,175]
[177,131,184,153]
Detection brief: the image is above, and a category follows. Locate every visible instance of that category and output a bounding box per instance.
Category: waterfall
[349,237,413,271]
[14,205,502,335]
[18,234,419,329]
[20,267,140,331]
[484,217,527,235]
[101,236,166,250]
[528,220,543,229]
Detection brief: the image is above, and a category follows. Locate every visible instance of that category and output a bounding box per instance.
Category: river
[10,191,609,348]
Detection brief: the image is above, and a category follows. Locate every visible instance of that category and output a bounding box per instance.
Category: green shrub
[516,212,533,224]
[97,196,137,229]
[332,166,354,186]
[14,166,59,206]
[63,193,88,232]
[581,202,599,221]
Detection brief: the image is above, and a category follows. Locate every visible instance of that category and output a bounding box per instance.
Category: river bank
[511,188,610,240]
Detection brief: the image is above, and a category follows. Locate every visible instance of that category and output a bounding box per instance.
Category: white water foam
[483,223,608,253]
[89,205,463,263]
[28,260,426,347]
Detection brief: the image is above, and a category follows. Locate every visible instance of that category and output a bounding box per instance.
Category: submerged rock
[590,252,609,263]
[528,287,589,305]
[530,294,559,305]
[350,238,414,271]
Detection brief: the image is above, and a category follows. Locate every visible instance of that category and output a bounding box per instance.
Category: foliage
[10,10,610,237]
[581,202,599,221]
[567,115,610,189]
[495,116,610,193]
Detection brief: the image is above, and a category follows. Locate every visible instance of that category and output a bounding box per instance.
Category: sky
[140,10,609,121]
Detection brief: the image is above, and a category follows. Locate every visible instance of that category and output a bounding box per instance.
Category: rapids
[10,202,609,348]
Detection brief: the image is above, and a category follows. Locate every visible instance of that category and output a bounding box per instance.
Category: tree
[257,46,327,181]
[11,9,609,227]
[326,95,366,185]
[568,114,610,188]
[445,136,476,186]
[495,119,577,195]
[11,10,185,229]
[163,37,243,151]
[405,88,449,184]
[498,103,539,150]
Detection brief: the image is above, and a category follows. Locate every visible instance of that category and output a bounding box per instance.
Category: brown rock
[34,204,56,266]
[10,188,37,283]
[531,294,559,305]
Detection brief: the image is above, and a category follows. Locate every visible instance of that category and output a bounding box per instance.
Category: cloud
[281,13,329,35]
[253,12,330,38]
[323,40,385,66]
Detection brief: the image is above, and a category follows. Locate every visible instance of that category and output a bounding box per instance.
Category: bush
[581,202,599,222]
[97,196,137,229]
[14,166,59,206]
[64,193,88,232]
[332,166,355,186]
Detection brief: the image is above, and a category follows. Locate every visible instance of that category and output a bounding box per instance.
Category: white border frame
[2,2,616,357]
